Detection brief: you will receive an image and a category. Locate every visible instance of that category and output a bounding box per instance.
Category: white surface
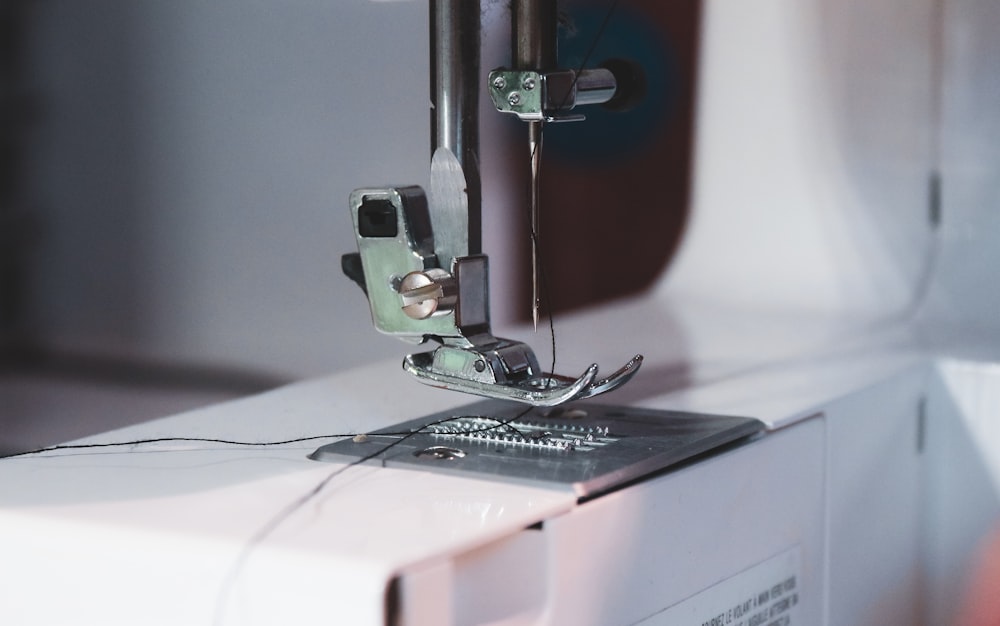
[539,293,925,430]
[23,0,426,377]
[921,359,1000,626]
[0,281,941,625]
[0,326,842,625]
[822,365,927,625]
[0,373,242,453]
[532,419,825,625]
[642,547,803,626]
[400,417,826,626]
[936,361,1000,494]
[0,296,986,625]
[916,0,1000,362]
[0,333,935,624]
[666,0,936,322]
[0,363,577,625]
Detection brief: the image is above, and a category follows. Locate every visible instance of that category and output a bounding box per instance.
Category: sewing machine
[311,0,763,492]
[2,0,999,624]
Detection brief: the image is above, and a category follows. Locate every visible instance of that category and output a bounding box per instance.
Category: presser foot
[402,343,643,407]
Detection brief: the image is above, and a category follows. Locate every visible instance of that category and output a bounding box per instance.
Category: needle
[529,120,543,331]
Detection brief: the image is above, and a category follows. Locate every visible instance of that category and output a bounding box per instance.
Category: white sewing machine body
[2,0,1000,624]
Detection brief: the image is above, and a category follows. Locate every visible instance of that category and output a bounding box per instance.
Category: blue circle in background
[546,4,679,166]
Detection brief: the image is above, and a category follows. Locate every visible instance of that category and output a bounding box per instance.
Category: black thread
[0,435,350,461]
[0,411,537,624]
[212,406,534,625]
[213,434,406,626]
[531,0,622,382]
[0,414,535,462]
[556,0,623,112]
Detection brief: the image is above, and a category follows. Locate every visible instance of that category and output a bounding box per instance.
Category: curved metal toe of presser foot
[403,352,643,407]
[568,354,644,401]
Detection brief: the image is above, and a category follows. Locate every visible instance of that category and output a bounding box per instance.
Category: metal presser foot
[342,181,644,408]
[403,343,642,407]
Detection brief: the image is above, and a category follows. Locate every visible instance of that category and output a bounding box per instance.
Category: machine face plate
[310,400,764,498]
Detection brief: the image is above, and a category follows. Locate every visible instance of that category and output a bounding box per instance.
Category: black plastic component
[341,252,367,295]
[600,58,647,113]
[358,197,398,238]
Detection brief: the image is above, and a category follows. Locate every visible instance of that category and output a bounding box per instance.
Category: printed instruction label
[638,546,801,626]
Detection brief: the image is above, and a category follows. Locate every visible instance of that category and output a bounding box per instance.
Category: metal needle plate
[310,400,764,499]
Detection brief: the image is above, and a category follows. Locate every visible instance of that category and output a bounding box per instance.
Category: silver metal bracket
[345,181,643,407]
[488,68,617,122]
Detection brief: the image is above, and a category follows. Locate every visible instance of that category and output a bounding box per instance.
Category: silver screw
[493,75,507,90]
[522,77,536,91]
[508,92,521,106]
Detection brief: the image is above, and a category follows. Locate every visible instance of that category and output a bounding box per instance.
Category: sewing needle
[529,120,542,331]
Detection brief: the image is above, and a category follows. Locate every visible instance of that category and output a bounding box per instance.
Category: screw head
[492,75,507,90]
[399,271,441,320]
[522,77,536,91]
[508,92,521,106]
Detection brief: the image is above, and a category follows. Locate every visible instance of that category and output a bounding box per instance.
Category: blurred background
[0,0,697,452]
[7,0,999,457]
